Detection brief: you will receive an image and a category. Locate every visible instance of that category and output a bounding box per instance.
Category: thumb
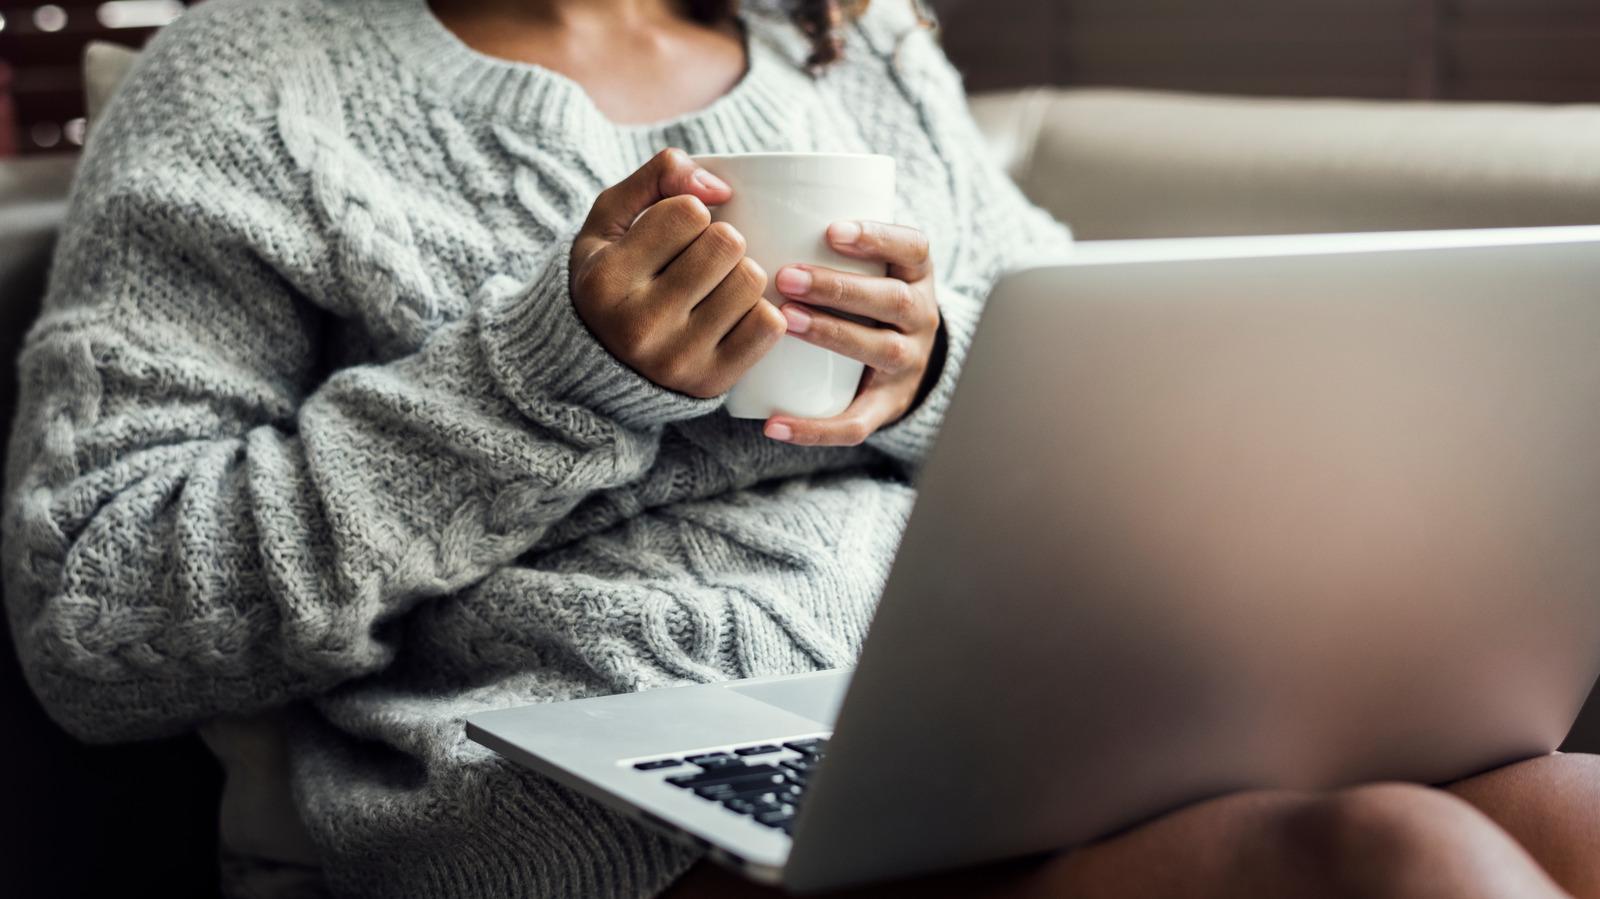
[575,148,732,262]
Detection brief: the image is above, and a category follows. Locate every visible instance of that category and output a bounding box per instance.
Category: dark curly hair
[685,0,876,71]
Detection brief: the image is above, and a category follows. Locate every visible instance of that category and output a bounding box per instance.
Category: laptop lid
[785,227,1600,891]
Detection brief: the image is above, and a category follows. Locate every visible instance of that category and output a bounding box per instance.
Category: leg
[1050,784,1564,899]
[664,784,1567,899]
[1448,753,1600,899]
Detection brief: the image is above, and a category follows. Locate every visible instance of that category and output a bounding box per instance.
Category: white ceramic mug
[692,152,897,420]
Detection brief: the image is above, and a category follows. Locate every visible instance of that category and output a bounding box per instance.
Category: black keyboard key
[755,808,796,828]
[686,752,736,766]
[692,774,786,801]
[734,745,781,757]
[667,765,775,788]
[633,759,682,771]
[781,762,814,785]
[669,764,784,787]
[782,738,827,754]
[665,761,777,783]
[698,760,746,772]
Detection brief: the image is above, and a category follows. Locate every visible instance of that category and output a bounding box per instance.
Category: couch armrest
[969,87,1600,240]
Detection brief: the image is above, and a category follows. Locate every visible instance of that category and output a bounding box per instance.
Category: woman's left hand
[763,221,943,446]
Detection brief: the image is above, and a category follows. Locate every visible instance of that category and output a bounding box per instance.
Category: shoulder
[79,0,374,192]
[99,0,359,132]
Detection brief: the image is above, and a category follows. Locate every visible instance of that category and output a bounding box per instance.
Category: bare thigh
[664,781,1563,899]
[1447,752,1600,899]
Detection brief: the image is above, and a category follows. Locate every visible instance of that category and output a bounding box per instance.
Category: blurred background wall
[2,0,1600,156]
[937,0,1600,102]
[0,0,181,154]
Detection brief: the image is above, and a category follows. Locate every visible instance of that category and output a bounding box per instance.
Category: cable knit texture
[2,0,1073,896]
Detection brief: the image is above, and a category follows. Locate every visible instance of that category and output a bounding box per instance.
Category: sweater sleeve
[863,10,1076,469]
[2,120,716,743]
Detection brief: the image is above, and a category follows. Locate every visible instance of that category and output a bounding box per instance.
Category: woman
[3,0,1597,897]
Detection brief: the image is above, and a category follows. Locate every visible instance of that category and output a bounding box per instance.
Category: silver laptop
[468,226,1600,893]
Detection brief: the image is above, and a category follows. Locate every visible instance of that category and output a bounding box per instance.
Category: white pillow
[83,41,141,125]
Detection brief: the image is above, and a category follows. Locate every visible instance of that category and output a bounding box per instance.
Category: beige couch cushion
[84,41,141,125]
[971,87,1600,240]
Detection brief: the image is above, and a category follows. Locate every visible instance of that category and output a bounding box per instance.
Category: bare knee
[1289,784,1560,899]
[1292,785,1454,898]
[1451,753,1600,899]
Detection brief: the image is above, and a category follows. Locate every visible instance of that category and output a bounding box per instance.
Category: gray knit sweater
[3,0,1072,895]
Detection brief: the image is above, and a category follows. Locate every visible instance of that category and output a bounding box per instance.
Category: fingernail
[776,267,813,298]
[765,422,793,442]
[693,168,730,192]
[781,303,813,334]
[829,221,863,245]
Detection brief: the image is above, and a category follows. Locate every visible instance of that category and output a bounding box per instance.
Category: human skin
[433,2,1600,896]
[565,148,944,446]
[434,0,946,445]
[666,755,1600,899]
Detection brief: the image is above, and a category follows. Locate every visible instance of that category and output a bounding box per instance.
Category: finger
[656,222,749,308]
[774,265,927,332]
[688,257,769,344]
[763,381,901,447]
[778,303,921,374]
[575,148,732,262]
[610,194,716,278]
[826,220,933,283]
[713,298,787,386]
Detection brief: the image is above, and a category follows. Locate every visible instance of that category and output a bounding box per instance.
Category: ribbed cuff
[865,286,983,467]
[477,233,723,430]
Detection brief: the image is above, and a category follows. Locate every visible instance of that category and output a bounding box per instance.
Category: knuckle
[881,335,912,371]
[650,147,686,174]
[661,194,712,231]
[856,220,884,250]
[592,184,620,214]
[757,300,787,333]
[809,313,840,345]
[752,303,788,344]
[891,281,918,321]
[703,221,747,258]
[843,419,872,446]
[821,271,848,306]
[734,256,768,293]
[908,230,931,262]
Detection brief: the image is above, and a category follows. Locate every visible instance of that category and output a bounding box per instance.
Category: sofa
[5,76,1600,894]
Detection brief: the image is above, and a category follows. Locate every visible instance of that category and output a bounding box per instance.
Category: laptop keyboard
[630,737,828,836]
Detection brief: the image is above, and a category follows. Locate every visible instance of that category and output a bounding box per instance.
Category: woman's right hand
[570,149,788,399]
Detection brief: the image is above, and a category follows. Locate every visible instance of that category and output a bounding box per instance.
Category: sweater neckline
[354,0,807,157]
